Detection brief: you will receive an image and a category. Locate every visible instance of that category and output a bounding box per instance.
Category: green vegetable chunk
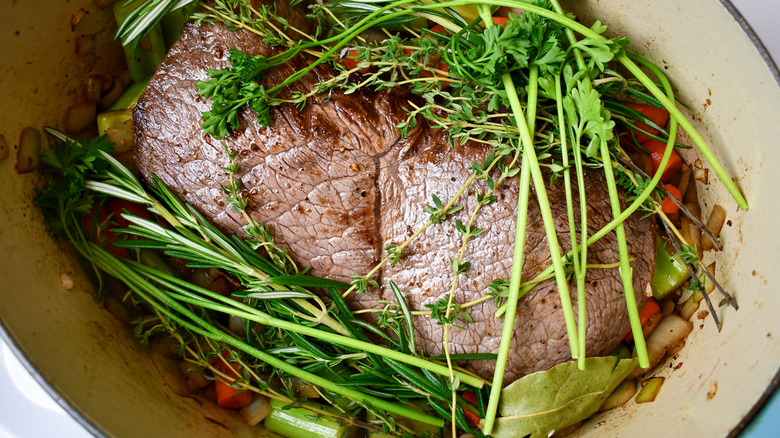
[107,76,152,111]
[160,2,198,49]
[114,0,167,82]
[652,237,690,300]
[491,357,636,438]
[263,399,357,438]
[636,377,665,403]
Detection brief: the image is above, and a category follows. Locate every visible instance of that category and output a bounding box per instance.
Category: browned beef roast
[133,19,654,384]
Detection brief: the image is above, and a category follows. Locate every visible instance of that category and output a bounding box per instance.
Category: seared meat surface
[134,19,654,383]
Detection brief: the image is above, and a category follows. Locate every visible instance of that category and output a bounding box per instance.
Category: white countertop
[1,1,778,437]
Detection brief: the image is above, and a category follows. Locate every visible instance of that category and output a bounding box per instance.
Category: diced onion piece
[682,262,718,320]
[661,297,675,316]
[599,379,637,412]
[692,159,709,183]
[676,164,691,202]
[100,72,131,109]
[228,314,246,337]
[15,127,41,173]
[101,73,113,91]
[684,177,698,204]
[681,203,702,260]
[239,395,271,426]
[679,295,700,321]
[636,377,665,403]
[150,350,191,397]
[178,361,211,392]
[83,75,103,103]
[693,262,717,301]
[59,272,74,290]
[75,33,96,55]
[641,312,664,339]
[71,8,86,30]
[65,102,97,133]
[702,205,726,251]
[630,314,693,378]
[292,377,320,399]
[0,134,8,162]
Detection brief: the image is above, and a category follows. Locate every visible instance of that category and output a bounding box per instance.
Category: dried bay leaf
[491,356,637,438]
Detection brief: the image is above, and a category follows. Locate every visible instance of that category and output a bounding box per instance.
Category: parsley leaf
[34,134,114,236]
[197,49,275,138]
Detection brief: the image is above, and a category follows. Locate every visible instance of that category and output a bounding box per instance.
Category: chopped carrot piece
[660,184,682,216]
[463,408,482,426]
[491,16,510,27]
[460,391,482,425]
[338,48,373,74]
[643,139,682,183]
[430,24,451,37]
[626,103,669,144]
[214,351,253,409]
[462,391,478,406]
[625,298,661,343]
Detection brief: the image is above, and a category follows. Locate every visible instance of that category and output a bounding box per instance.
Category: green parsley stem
[481,42,536,438]
[500,70,579,358]
[598,134,650,369]
[555,73,589,371]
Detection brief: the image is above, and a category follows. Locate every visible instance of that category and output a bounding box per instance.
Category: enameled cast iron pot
[1,0,778,436]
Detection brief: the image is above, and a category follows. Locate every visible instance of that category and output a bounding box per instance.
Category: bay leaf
[491,356,637,438]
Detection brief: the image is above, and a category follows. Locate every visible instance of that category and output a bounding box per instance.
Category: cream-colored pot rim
[1,0,779,437]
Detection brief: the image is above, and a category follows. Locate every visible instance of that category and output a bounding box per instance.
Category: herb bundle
[42,0,747,436]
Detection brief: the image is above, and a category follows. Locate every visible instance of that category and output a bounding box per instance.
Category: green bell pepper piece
[651,237,690,300]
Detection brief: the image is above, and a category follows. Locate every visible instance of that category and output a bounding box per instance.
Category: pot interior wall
[1,0,779,437]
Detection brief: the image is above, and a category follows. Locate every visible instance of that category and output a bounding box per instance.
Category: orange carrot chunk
[462,391,478,406]
[660,184,682,216]
[625,298,661,343]
[215,352,253,409]
[338,48,374,74]
[643,139,682,183]
[491,16,510,27]
[626,103,670,144]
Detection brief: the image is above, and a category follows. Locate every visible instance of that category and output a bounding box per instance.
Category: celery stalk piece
[107,76,152,111]
[263,399,358,438]
[635,377,665,403]
[114,0,167,82]
[97,109,132,137]
[160,1,198,48]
